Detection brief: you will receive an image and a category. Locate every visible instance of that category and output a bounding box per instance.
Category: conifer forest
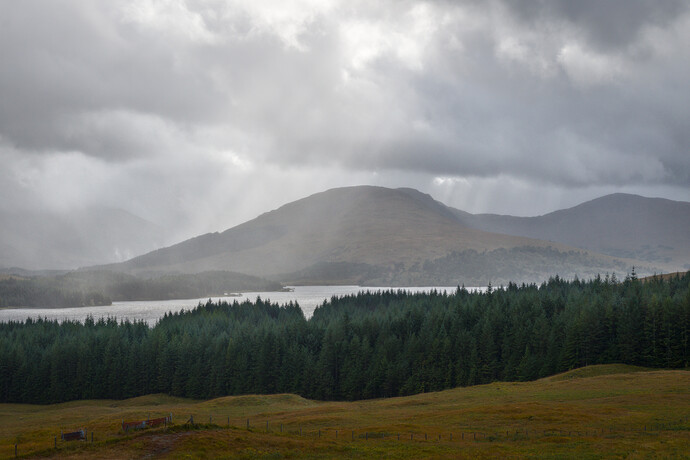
[1,272,688,404]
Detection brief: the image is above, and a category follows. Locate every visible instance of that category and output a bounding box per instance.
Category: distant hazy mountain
[102,186,678,285]
[451,193,690,269]
[0,207,166,270]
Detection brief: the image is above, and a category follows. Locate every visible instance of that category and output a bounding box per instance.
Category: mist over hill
[0,207,167,270]
[98,186,684,286]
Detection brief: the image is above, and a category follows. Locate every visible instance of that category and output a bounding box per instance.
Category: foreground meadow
[0,364,688,458]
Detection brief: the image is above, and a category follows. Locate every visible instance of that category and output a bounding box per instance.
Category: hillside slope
[453,193,690,269]
[103,187,668,285]
[1,366,688,459]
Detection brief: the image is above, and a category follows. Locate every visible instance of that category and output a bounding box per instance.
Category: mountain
[0,207,166,270]
[452,193,690,269]
[101,186,679,286]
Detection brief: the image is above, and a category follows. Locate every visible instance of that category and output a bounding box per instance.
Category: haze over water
[0,285,480,325]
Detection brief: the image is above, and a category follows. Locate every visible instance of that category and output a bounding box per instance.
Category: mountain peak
[94,185,688,285]
[456,192,690,268]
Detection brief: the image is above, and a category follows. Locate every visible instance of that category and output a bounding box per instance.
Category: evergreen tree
[0,272,689,404]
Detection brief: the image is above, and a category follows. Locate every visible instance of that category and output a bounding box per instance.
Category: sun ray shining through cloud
[0,0,688,264]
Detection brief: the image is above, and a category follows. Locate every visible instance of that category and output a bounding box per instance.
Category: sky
[1,0,689,244]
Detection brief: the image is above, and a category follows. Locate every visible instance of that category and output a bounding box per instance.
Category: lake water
[0,285,482,326]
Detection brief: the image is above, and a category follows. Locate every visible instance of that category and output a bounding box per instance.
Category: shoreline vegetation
[1,271,688,405]
[0,270,283,308]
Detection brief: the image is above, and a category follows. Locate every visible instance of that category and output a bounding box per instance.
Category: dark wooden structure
[122,414,172,432]
[61,429,86,441]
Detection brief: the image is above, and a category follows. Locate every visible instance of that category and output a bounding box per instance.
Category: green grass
[2,365,689,458]
[544,364,652,381]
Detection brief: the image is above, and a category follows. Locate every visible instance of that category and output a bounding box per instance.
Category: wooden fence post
[246,419,249,430]
[54,436,57,448]
[266,421,269,432]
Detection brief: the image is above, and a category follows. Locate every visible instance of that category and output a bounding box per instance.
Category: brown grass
[1,365,689,459]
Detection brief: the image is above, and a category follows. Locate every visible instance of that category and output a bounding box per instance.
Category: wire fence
[6,414,690,458]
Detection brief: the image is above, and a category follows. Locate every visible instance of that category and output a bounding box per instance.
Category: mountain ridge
[96,186,686,285]
[452,192,690,267]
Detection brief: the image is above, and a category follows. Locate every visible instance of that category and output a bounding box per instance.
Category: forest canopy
[0,272,688,404]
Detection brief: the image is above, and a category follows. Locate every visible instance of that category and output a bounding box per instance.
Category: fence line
[7,415,689,458]
[187,414,690,445]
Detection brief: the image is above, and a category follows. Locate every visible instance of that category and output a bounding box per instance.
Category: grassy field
[1,364,689,459]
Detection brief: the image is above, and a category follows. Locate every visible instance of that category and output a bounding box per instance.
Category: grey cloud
[0,0,688,236]
[0,1,227,159]
[263,12,690,189]
[499,0,689,51]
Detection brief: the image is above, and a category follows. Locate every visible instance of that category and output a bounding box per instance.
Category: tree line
[0,270,283,307]
[0,276,111,308]
[0,272,688,404]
